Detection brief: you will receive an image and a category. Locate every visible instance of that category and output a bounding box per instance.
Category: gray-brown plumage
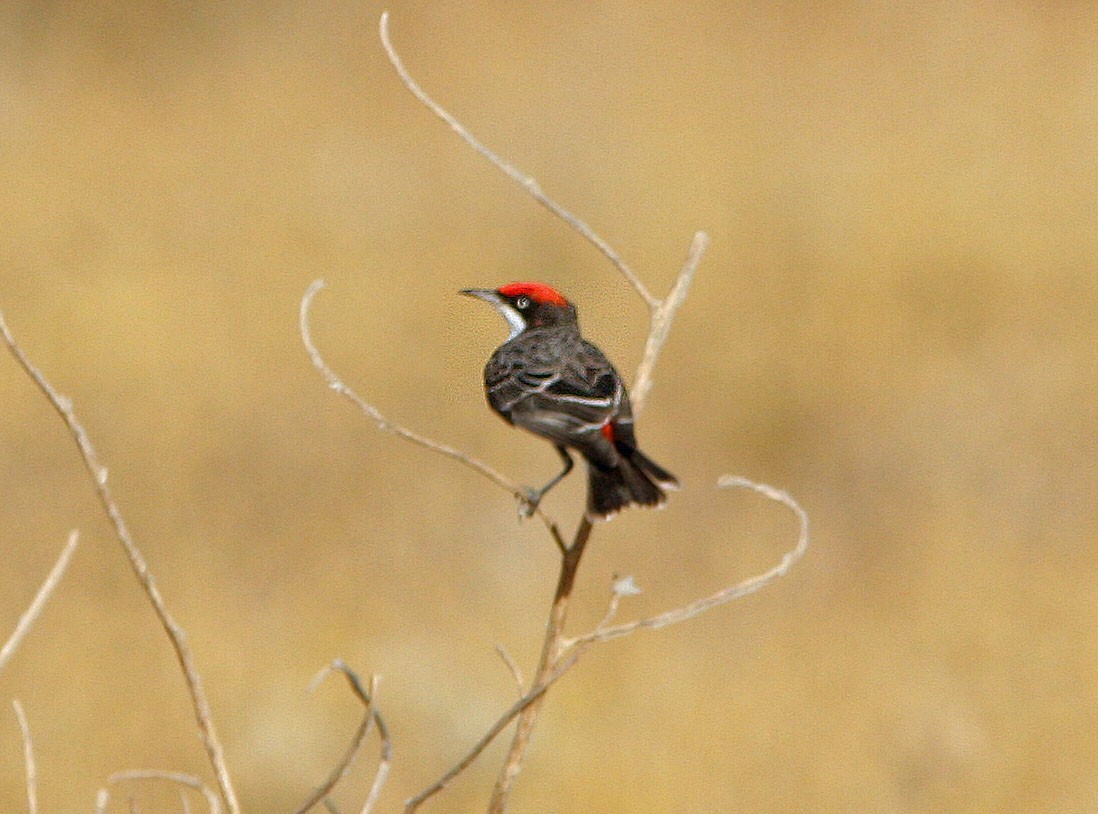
[462,281,678,519]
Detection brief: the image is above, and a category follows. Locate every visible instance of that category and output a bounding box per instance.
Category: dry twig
[296,661,391,814]
[0,309,239,814]
[379,12,656,309]
[0,530,79,675]
[95,770,221,814]
[485,515,592,813]
[402,642,585,814]
[630,230,708,415]
[299,279,567,552]
[564,477,809,648]
[405,475,808,813]
[494,644,525,696]
[13,700,37,814]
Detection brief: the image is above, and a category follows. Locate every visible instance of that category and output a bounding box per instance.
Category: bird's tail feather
[587,451,678,520]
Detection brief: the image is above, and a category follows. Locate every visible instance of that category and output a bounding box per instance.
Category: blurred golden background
[2,1,1096,811]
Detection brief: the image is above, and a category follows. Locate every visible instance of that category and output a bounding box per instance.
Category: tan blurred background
[1,1,1096,811]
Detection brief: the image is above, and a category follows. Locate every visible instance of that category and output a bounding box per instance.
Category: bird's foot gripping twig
[518,488,542,519]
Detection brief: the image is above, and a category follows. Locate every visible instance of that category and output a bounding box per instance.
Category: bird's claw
[517,488,542,519]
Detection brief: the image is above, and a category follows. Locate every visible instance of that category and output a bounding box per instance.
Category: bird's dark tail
[587,449,679,520]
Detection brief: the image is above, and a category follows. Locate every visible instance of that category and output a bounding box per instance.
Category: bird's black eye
[515,295,531,309]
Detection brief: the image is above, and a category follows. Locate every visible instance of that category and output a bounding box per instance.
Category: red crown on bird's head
[498,282,570,308]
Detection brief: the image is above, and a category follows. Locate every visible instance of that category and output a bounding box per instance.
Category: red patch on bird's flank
[601,422,616,442]
[498,281,569,307]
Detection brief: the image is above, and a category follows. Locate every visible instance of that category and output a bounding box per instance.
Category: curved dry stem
[96,770,221,814]
[407,474,809,813]
[0,309,239,814]
[296,661,391,814]
[379,16,705,419]
[379,12,656,309]
[346,668,392,814]
[299,279,567,550]
[564,476,809,650]
[494,643,525,696]
[0,530,79,675]
[295,679,372,813]
[12,700,37,814]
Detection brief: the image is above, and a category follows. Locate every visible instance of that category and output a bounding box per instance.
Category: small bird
[461,281,678,520]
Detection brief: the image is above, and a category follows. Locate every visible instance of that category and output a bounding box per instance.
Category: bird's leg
[520,445,574,518]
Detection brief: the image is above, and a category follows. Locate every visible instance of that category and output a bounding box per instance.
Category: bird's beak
[459,288,499,304]
[460,288,524,340]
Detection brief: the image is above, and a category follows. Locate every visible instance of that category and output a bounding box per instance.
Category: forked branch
[295,660,391,814]
[405,475,808,813]
[631,230,708,415]
[0,310,239,814]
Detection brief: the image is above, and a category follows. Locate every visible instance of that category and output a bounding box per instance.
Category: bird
[461,281,678,520]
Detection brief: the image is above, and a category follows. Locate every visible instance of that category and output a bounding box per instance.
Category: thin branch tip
[379,11,654,304]
[1,529,80,675]
[13,699,37,814]
[561,474,810,650]
[299,281,566,535]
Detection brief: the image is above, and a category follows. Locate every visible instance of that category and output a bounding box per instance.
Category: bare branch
[294,698,371,812]
[411,473,809,814]
[298,280,510,488]
[353,672,391,814]
[0,530,79,675]
[410,475,808,813]
[98,771,221,814]
[564,476,809,649]
[296,661,391,814]
[0,308,239,814]
[378,12,657,309]
[408,470,812,812]
[630,230,708,416]
[403,647,582,814]
[305,661,391,814]
[406,516,595,814]
[12,700,37,814]
[299,279,567,549]
[494,644,524,696]
[487,515,593,813]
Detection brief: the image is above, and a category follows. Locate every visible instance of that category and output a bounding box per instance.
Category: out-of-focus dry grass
[2,1,1097,811]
